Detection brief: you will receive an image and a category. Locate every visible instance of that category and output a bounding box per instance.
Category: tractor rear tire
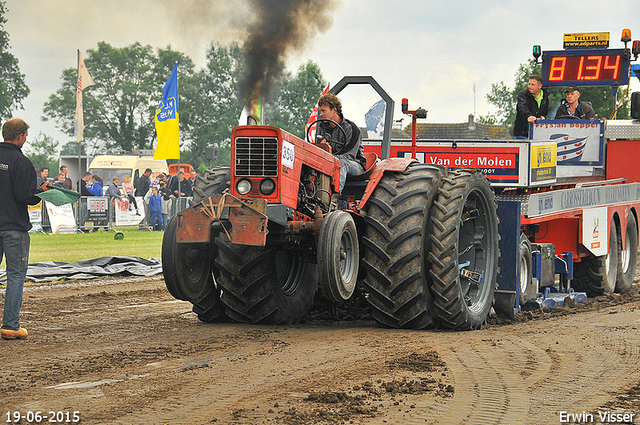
[616,213,638,294]
[193,167,231,203]
[191,275,224,322]
[427,169,499,330]
[215,238,317,324]
[362,163,446,329]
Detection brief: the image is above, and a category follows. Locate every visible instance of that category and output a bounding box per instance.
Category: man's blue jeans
[0,230,30,331]
[162,213,168,231]
[338,158,365,193]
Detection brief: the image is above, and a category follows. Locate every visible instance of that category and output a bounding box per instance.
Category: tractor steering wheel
[556,115,580,120]
[306,118,348,153]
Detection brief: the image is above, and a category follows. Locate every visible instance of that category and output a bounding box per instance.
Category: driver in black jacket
[315,93,366,194]
[554,86,597,119]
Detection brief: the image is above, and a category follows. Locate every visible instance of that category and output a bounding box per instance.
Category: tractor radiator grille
[234,137,279,177]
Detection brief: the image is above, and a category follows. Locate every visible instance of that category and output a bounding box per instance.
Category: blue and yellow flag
[154,63,180,160]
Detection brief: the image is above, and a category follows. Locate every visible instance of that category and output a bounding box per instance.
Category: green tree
[0,1,29,119]
[480,59,631,132]
[23,132,59,172]
[265,61,325,139]
[60,141,87,156]
[42,41,328,173]
[479,60,544,130]
[43,42,197,153]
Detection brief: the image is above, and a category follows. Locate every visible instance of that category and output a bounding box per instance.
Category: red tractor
[162,77,499,330]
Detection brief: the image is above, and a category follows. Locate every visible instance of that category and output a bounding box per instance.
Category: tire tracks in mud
[379,304,640,425]
[4,278,640,424]
[99,328,416,424]
[140,304,640,425]
[431,342,531,424]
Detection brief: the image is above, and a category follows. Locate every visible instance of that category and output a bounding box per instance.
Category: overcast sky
[4,0,640,148]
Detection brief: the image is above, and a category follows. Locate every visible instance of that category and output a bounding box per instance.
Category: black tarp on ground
[0,256,162,283]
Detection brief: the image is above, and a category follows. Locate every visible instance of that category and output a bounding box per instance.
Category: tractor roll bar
[329,76,395,160]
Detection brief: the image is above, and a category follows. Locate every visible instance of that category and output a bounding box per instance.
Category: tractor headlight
[236,178,252,195]
[259,178,276,196]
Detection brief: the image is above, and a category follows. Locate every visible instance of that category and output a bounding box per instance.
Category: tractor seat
[347,152,379,181]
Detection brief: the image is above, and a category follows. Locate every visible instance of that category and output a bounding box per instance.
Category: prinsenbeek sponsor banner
[45,201,77,234]
[114,196,145,226]
[28,202,43,233]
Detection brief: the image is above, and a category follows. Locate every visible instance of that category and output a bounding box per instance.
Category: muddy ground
[2,272,640,424]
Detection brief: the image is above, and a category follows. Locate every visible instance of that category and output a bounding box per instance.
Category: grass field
[0,228,164,268]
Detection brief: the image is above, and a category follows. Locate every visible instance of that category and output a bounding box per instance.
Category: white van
[88,155,169,193]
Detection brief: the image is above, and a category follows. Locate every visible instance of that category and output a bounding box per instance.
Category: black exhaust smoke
[239,0,338,121]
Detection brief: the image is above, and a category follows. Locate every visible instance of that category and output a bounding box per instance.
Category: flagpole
[153,60,180,203]
[176,62,180,203]
[77,49,82,195]
[76,49,82,231]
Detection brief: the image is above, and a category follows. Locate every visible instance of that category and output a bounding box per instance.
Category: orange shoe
[1,328,28,340]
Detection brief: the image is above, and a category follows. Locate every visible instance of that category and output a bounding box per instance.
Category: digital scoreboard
[542,48,630,87]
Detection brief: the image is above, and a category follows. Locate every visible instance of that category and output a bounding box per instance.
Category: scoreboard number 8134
[542,49,630,86]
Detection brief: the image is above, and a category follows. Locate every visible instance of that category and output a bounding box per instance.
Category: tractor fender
[357,157,418,210]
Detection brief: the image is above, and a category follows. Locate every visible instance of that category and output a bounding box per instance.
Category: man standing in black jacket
[78,172,93,230]
[514,75,549,139]
[136,168,152,197]
[0,118,52,340]
[79,171,93,196]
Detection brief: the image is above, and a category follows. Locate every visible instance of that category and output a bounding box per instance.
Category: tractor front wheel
[572,257,607,297]
[317,211,360,302]
[162,214,187,301]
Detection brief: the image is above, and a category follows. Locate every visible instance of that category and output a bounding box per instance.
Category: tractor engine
[298,165,332,216]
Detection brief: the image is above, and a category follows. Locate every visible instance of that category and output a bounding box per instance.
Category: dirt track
[2,275,640,424]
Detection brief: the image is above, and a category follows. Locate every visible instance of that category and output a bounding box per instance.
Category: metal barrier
[38,196,193,232]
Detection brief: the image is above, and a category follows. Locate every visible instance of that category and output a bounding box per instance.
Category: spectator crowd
[45,164,196,232]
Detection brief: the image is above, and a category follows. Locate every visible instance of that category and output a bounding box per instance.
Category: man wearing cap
[514,75,549,139]
[555,87,597,119]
